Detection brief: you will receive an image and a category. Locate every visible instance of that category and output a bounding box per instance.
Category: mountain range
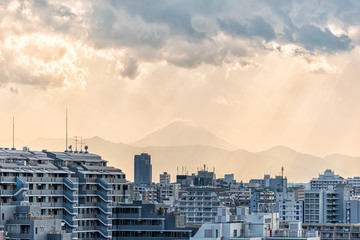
[0,121,357,182]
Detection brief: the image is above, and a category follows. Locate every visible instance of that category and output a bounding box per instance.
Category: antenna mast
[66,109,68,151]
[12,116,14,150]
[80,137,85,152]
[74,136,79,152]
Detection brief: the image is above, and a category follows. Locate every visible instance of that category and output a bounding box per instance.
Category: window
[204,229,212,238]
[234,229,237,237]
[21,225,30,234]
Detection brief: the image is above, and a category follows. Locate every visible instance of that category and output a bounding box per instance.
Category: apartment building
[110,200,196,239]
[310,169,346,190]
[276,191,303,223]
[0,147,133,239]
[177,187,234,224]
[304,184,352,224]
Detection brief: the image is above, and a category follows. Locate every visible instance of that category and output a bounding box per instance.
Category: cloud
[217,17,276,42]
[215,96,232,106]
[117,58,141,80]
[9,87,18,94]
[0,34,88,88]
[0,0,359,89]
[295,25,353,53]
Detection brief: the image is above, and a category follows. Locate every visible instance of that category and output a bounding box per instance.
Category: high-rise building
[134,153,152,185]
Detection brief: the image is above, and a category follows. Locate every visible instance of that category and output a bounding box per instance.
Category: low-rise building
[191,207,318,240]
[110,200,197,239]
[302,223,360,240]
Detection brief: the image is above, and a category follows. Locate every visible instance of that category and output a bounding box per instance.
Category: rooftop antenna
[74,136,79,152]
[12,116,15,150]
[282,166,285,191]
[80,136,84,152]
[65,108,68,152]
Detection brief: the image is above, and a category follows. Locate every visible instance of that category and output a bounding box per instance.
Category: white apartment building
[276,191,303,223]
[160,172,171,184]
[177,187,232,224]
[310,169,346,190]
[191,206,319,240]
[157,182,180,204]
[227,189,252,206]
[347,177,360,188]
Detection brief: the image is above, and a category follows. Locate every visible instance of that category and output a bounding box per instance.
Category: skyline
[2,1,360,157]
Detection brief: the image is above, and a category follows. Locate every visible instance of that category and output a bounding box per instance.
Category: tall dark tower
[134,153,152,184]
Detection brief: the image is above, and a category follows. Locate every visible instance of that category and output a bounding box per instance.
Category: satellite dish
[68,145,72,150]
[84,145,88,151]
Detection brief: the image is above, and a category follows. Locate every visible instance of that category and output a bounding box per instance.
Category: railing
[11,216,54,220]
[77,214,96,219]
[14,177,29,197]
[63,214,78,228]
[20,177,67,183]
[26,190,63,196]
[274,229,319,238]
[76,226,97,231]
[64,178,78,191]
[103,178,126,184]
[0,177,16,183]
[0,190,14,196]
[96,178,112,191]
[64,202,77,215]
[84,202,96,206]
[96,225,112,239]
[96,202,111,214]
[64,190,78,203]
[96,214,111,226]
[96,190,112,203]
[40,202,64,208]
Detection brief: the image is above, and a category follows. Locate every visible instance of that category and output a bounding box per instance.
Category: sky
[2,0,360,156]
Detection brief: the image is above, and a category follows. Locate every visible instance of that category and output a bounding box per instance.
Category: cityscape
[0,147,360,240]
[2,0,360,240]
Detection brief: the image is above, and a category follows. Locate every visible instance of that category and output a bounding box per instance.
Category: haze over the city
[2,0,360,158]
